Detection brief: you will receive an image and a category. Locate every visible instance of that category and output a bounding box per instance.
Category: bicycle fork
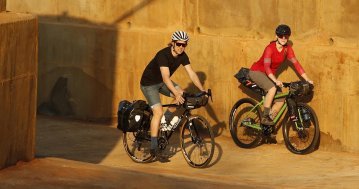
[287,101,312,140]
[187,119,203,146]
[287,99,303,129]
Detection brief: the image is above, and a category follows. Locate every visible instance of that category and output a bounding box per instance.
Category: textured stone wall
[0,11,38,169]
[7,0,359,152]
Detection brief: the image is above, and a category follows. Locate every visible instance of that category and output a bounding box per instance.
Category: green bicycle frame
[242,92,289,130]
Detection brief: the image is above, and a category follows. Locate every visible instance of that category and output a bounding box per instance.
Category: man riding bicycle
[248,24,314,126]
[140,31,206,156]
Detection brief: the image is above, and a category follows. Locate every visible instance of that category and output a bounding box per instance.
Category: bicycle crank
[158,136,168,150]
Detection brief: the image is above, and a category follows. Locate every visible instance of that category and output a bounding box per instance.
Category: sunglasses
[175,42,187,47]
[278,34,290,39]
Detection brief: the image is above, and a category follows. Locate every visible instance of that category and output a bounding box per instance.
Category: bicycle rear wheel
[123,129,153,163]
[282,103,320,154]
[180,115,214,168]
[229,98,262,148]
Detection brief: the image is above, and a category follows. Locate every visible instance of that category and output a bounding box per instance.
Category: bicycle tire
[123,129,153,163]
[282,103,320,154]
[180,115,214,168]
[229,98,262,148]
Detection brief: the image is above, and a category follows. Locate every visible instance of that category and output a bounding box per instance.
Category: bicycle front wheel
[123,129,153,163]
[180,115,214,168]
[229,98,262,148]
[282,103,320,154]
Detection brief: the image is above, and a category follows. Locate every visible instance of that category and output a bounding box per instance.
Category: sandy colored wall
[0,11,38,169]
[7,0,359,152]
[0,0,5,12]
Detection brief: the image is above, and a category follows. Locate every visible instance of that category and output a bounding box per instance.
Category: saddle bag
[117,100,151,132]
[234,67,262,94]
[234,67,250,85]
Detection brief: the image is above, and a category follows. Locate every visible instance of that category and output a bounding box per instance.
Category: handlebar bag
[184,96,208,110]
[289,81,313,96]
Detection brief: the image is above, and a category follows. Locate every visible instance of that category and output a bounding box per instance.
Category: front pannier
[117,100,151,132]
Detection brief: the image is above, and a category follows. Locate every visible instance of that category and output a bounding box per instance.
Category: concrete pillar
[0,10,38,169]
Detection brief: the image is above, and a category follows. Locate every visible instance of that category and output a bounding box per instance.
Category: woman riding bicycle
[140,31,206,156]
[248,24,314,126]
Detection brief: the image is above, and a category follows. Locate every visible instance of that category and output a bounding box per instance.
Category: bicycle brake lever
[208,89,213,102]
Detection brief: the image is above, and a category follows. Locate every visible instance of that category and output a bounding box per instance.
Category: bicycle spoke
[180,116,214,168]
[229,98,262,148]
[283,103,320,154]
[123,130,153,163]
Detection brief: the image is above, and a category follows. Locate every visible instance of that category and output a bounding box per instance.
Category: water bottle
[160,115,169,131]
[301,108,311,122]
[169,116,181,130]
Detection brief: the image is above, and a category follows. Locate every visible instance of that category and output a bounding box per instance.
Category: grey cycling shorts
[140,81,179,108]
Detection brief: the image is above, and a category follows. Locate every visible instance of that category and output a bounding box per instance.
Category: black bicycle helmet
[275,24,291,36]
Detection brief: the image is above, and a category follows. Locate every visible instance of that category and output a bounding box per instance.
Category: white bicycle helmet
[171,30,189,42]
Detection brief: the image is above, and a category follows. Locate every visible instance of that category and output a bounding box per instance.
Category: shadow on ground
[36,115,122,164]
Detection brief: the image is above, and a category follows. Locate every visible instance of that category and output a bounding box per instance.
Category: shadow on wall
[37,13,117,122]
[38,76,73,116]
[183,71,226,137]
[37,0,156,122]
[38,67,115,121]
[318,132,344,151]
[35,1,155,163]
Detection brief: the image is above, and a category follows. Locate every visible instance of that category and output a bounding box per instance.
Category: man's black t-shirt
[140,46,190,86]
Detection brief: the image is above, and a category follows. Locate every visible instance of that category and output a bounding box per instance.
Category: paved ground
[0,115,358,189]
